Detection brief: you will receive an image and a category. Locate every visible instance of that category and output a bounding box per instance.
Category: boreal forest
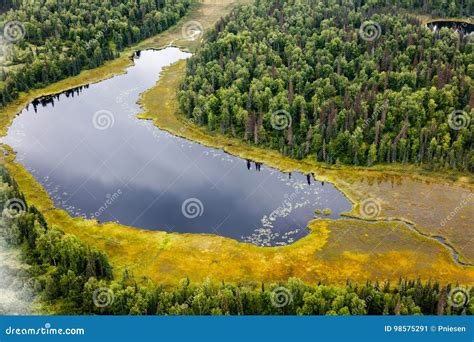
[179,0,474,171]
[0,0,191,106]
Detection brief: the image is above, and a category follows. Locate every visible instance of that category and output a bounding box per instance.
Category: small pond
[427,20,474,35]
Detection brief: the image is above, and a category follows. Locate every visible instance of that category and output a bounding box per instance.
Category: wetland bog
[1,50,473,286]
[0,0,473,287]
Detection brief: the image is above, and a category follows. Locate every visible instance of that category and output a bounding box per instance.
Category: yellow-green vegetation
[401,7,473,26]
[335,171,474,263]
[1,0,473,287]
[138,58,472,185]
[419,16,474,26]
[4,156,474,285]
[0,0,251,137]
[323,209,332,216]
[138,60,474,267]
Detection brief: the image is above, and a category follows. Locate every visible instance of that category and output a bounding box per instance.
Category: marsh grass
[0,1,473,286]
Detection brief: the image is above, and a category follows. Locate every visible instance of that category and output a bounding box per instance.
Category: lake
[427,20,474,35]
[1,48,352,247]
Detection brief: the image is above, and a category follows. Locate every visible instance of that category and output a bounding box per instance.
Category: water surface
[1,48,352,246]
[427,20,474,34]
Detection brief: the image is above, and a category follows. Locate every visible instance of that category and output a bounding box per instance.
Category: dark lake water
[427,20,474,34]
[1,48,352,247]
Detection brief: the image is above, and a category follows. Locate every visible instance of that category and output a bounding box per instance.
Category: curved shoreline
[0,3,472,285]
[424,18,474,25]
[2,47,472,270]
[137,59,474,264]
[1,69,469,282]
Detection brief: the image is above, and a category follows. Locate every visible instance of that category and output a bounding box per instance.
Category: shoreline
[137,59,474,266]
[0,2,473,285]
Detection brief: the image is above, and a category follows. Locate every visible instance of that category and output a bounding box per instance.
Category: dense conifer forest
[179,0,473,171]
[1,166,473,315]
[0,0,473,317]
[0,0,191,107]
